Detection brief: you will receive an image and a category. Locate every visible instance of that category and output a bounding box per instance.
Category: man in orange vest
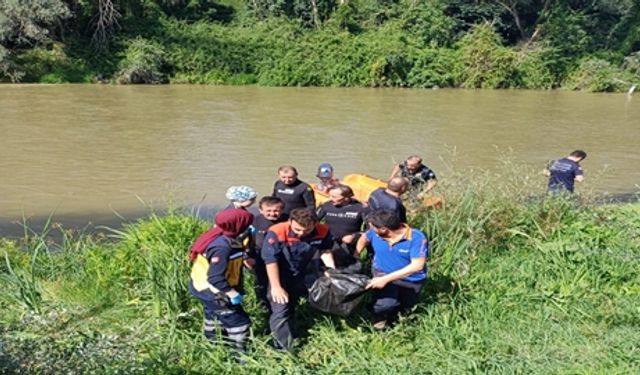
[261,207,336,351]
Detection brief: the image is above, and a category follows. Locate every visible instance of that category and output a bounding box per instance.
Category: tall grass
[1,165,639,373]
[104,210,208,321]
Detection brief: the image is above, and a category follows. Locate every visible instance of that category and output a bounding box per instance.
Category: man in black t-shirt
[544,150,586,194]
[316,185,366,270]
[272,165,316,215]
[389,155,438,194]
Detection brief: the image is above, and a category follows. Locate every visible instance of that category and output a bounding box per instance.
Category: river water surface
[1,85,639,233]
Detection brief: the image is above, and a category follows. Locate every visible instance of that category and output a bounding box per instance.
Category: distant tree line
[1,0,639,90]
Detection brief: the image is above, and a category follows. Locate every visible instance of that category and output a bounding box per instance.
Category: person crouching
[355,209,429,330]
[188,208,254,358]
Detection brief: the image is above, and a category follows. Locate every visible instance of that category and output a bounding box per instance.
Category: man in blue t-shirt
[544,150,587,194]
[355,209,429,330]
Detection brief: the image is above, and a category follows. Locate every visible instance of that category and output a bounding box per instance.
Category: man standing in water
[544,150,587,194]
[389,155,438,195]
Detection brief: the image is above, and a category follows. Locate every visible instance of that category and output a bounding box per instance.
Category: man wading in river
[544,150,587,195]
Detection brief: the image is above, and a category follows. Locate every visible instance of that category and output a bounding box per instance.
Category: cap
[317,163,334,178]
[225,185,257,202]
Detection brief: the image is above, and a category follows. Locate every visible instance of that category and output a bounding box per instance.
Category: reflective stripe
[227,333,248,341]
[226,324,250,334]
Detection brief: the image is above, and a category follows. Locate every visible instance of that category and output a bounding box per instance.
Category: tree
[0,0,70,46]
[0,0,70,81]
[89,0,121,50]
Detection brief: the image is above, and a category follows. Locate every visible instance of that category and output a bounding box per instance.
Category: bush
[512,46,556,89]
[115,38,168,84]
[407,47,461,88]
[369,53,413,87]
[458,23,516,89]
[13,44,91,83]
[564,57,627,92]
[621,51,640,79]
[400,0,455,48]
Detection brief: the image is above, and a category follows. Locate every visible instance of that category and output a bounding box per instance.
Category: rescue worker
[316,184,366,271]
[368,177,409,223]
[188,208,254,358]
[389,155,438,194]
[272,165,316,215]
[247,196,288,310]
[544,150,587,195]
[355,209,429,330]
[315,163,340,194]
[261,208,336,351]
[224,185,258,210]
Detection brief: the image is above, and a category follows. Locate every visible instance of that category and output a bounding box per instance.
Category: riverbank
[2,1,639,92]
[2,175,639,373]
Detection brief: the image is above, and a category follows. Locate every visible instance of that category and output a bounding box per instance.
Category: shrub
[512,46,556,89]
[458,23,516,89]
[621,51,640,79]
[407,47,461,88]
[369,53,413,87]
[13,44,91,83]
[115,38,167,84]
[564,57,627,92]
[400,0,455,48]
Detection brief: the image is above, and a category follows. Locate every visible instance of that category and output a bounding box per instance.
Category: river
[1,85,638,235]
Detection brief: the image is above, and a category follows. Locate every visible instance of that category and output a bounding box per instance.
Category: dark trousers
[252,258,271,311]
[267,279,308,351]
[190,283,251,353]
[371,271,423,320]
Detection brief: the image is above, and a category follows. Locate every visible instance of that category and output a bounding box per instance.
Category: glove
[229,293,244,305]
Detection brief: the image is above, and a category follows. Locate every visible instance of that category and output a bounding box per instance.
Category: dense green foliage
[1,0,639,91]
[2,166,639,373]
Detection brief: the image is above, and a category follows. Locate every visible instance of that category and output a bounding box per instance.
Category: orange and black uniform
[249,213,288,309]
[261,222,334,350]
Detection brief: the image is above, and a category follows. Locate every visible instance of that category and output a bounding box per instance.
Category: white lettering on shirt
[277,188,295,195]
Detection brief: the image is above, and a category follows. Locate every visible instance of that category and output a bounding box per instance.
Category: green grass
[1,168,639,373]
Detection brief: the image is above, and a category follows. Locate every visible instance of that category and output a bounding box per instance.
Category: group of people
[187,150,587,358]
[187,156,437,357]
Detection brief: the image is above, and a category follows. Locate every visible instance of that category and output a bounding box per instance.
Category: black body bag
[308,270,370,317]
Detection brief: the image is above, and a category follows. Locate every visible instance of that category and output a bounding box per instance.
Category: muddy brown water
[1,85,639,235]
